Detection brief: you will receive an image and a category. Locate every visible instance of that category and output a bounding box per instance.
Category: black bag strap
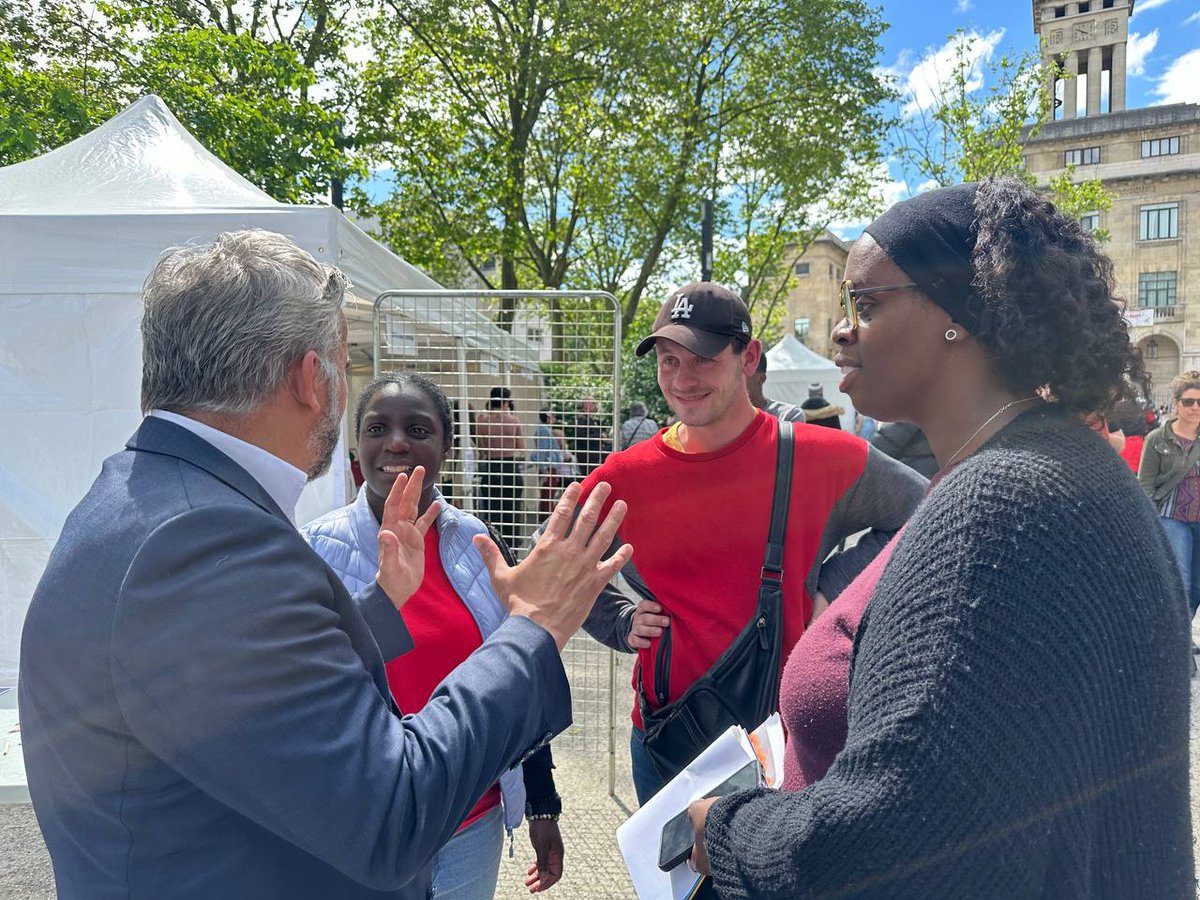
[641,420,795,707]
[761,421,794,589]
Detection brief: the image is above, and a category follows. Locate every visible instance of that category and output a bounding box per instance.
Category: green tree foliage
[359,0,893,332]
[891,28,1114,238]
[1048,165,1114,242]
[0,0,359,200]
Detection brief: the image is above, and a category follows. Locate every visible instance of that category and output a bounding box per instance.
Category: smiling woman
[1139,370,1200,621]
[691,179,1193,898]
[302,373,566,898]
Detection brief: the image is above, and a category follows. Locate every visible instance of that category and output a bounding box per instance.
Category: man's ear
[742,340,763,377]
[286,350,325,414]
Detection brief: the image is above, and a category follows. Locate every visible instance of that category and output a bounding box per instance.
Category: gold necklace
[944,397,1041,469]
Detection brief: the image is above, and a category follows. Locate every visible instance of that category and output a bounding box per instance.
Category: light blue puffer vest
[301,487,526,834]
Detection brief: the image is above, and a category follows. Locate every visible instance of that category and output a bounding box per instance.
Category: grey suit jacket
[19,416,570,899]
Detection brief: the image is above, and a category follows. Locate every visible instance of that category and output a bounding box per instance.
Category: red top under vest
[386,527,501,829]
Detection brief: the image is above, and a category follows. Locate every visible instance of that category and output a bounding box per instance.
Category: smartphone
[657,759,762,872]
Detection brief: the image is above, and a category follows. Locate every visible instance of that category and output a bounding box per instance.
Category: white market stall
[763,334,855,430]
[0,95,457,682]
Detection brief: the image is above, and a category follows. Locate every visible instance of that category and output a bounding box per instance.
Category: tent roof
[766,334,837,371]
[0,95,280,214]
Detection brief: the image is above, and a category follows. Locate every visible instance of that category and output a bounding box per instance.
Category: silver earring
[945,328,958,341]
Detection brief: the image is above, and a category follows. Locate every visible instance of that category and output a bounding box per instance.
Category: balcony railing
[1152,304,1182,321]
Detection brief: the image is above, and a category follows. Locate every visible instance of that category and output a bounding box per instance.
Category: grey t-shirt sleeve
[806,444,927,600]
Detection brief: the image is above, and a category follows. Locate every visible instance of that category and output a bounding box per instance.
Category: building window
[524,326,544,345]
[1142,136,1181,158]
[1054,5,1065,16]
[794,262,810,276]
[794,317,811,341]
[1102,0,1114,7]
[1140,202,1180,241]
[1080,211,1100,233]
[1064,147,1101,166]
[1078,1,1090,11]
[1138,272,1178,308]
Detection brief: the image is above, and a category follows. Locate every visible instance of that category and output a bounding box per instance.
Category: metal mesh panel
[370,290,623,773]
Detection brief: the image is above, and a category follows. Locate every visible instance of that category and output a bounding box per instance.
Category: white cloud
[1131,0,1172,19]
[1151,48,1200,104]
[955,0,974,12]
[885,29,1007,118]
[1186,10,1200,24]
[1126,30,1159,76]
[823,164,914,239]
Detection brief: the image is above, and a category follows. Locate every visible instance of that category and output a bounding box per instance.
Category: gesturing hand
[524,819,564,893]
[473,482,632,652]
[375,466,441,611]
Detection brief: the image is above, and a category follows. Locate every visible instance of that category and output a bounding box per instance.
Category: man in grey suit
[18,231,631,899]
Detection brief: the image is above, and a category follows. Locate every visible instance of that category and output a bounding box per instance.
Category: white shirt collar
[149,410,308,524]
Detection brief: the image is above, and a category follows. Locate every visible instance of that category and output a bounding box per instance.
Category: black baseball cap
[634,282,753,358]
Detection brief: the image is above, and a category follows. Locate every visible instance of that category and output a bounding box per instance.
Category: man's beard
[306,394,342,482]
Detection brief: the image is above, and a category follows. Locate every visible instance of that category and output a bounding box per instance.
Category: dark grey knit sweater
[705,407,1193,899]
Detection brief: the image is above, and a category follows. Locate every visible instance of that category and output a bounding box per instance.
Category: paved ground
[4,640,1200,900]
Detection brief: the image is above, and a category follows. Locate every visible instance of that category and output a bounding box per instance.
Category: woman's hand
[375,466,441,611]
[687,796,719,876]
[524,819,564,892]
[628,599,669,649]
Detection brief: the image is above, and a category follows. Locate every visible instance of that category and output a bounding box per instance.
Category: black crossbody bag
[637,422,794,781]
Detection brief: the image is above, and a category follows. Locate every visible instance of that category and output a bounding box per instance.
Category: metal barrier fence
[371,290,624,791]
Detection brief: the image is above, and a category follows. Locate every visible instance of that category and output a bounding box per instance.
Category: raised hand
[375,466,441,610]
[473,482,632,652]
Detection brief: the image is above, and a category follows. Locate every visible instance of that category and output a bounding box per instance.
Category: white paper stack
[616,714,785,900]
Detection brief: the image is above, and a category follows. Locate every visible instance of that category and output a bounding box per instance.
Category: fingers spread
[596,541,634,582]
[542,482,582,542]
[568,481,611,545]
[415,499,440,535]
[400,465,426,521]
[380,472,410,527]
[471,533,506,580]
[586,497,626,553]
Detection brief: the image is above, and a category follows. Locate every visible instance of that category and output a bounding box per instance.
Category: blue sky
[837,0,1200,235]
[878,0,1198,116]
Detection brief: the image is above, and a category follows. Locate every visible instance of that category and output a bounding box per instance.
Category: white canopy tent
[0,95,458,682]
[763,334,855,430]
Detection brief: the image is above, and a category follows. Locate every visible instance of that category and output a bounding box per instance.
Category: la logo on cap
[670,294,694,320]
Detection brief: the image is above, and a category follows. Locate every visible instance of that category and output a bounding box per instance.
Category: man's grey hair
[629,401,647,417]
[140,230,347,415]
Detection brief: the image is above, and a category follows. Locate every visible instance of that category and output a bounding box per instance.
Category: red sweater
[385,528,500,829]
[580,411,870,728]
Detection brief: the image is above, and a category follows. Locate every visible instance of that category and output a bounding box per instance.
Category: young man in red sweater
[577,283,927,803]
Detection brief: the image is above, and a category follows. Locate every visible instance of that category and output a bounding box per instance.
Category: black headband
[863,182,983,334]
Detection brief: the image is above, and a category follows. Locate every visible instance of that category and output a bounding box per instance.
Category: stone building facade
[778,230,851,360]
[1026,0,1200,404]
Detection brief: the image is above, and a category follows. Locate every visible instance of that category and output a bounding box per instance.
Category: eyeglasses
[1179,398,1200,408]
[839,280,918,330]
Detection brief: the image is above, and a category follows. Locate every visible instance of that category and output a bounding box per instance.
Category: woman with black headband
[685,179,1192,897]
